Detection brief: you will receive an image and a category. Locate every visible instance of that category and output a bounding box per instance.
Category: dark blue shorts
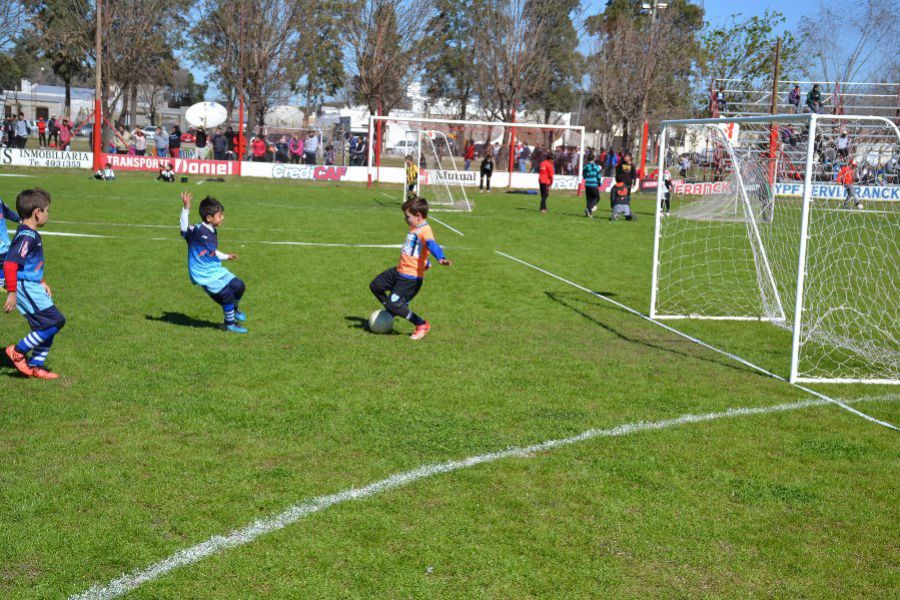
[24,305,67,331]
[206,277,245,306]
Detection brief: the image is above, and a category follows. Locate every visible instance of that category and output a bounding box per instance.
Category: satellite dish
[186,102,228,129]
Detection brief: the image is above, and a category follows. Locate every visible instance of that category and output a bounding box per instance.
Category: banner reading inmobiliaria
[1,147,92,170]
[102,153,239,176]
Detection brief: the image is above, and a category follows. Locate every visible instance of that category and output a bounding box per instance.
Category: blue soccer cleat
[225,323,248,334]
[235,310,247,322]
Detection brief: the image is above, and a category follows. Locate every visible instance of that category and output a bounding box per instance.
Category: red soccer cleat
[410,322,431,340]
[5,345,33,377]
[29,366,59,380]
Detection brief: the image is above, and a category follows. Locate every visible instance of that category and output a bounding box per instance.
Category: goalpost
[367,115,587,211]
[650,113,899,384]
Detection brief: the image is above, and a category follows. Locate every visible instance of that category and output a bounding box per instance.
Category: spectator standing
[479,152,494,192]
[155,127,168,157]
[37,117,47,147]
[603,147,618,177]
[806,84,823,113]
[224,126,236,158]
[48,115,59,147]
[324,144,335,165]
[583,153,601,217]
[716,88,726,112]
[538,152,554,213]
[211,128,228,160]
[520,144,531,173]
[463,139,475,170]
[836,130,850,161]
[251,135,267,161]
[58,118,72,151]
[195,127,208,159]
[114,124,132,154]
[303,130,319,165]
[275,136,289,162]
[169,125,182,158]
[14,113,29,148]
[788,84,801,113]
[289,133,303,164]
[132,128,147,156]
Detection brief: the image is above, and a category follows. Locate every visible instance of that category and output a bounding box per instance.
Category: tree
[23,0,93,115]
[702,10,805,89]
[472,0,549,124]
[192,0,306,129]
[168,68,208,108]
[587,0,703,149]
[0,1,30,90]
[798,0,899,85]
[421,0,481,119]
[523,0,583,125]
[294,0,345,125]
[341,0,437,115]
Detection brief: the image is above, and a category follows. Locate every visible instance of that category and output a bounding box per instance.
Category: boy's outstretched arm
[426,239,452,266]
[179,191,192,235]
[1,199,20,222]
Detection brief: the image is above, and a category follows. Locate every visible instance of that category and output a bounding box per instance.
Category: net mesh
[414,130,473,212]
[654,115,899,382]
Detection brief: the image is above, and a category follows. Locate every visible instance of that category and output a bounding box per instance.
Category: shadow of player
[145,312,223,330]
[345,315,401,335]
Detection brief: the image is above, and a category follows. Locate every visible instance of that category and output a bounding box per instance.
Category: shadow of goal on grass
[544,291,761,378]
[145,312,223,330]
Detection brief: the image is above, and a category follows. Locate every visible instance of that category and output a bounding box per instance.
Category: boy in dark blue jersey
[0,195,21,280]
[3,189,65,379]
[179,191,248,333]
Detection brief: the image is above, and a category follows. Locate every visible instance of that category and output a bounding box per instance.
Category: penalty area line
[378,191,465,236]
[494,250,898,432]
[69,393,896,600]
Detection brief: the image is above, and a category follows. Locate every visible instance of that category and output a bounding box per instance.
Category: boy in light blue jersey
[0,196,22,284]
[4,189,65,379]
[179,191,248,333]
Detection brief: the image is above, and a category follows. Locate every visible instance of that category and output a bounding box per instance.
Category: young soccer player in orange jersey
[369,197,452,340]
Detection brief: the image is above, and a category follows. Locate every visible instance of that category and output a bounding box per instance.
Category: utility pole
[638,1,667,177]
[92,0,103,171]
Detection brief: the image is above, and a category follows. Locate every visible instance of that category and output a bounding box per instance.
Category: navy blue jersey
[6,225,44,282]
[180,215,234,293]
[0,198,21,256]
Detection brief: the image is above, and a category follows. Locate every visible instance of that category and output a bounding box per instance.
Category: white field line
[494,251,899,432]
[52,219,299,233]
[69,393,897,600]
[428,215,465,237]
[378,191,465,236]
[0,173,36,177]
[7,229,403,249]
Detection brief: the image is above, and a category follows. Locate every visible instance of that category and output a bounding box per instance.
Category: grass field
[0,166,897,599]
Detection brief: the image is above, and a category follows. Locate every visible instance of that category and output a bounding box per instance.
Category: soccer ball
[856,202,864,210]
[368,309,394,334]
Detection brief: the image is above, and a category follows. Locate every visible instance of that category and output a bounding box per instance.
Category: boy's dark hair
[199,196,224,222]
[402,196,429,218]
[17,188,51,219]
[405,154,413,161]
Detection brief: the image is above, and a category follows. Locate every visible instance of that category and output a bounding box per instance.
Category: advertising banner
[103,153,239,176]
[0,148,92,170]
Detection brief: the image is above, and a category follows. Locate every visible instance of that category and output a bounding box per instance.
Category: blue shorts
[205,277,245,306]
[16,280,66,330]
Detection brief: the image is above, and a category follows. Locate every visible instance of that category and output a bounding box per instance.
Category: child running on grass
[3,189,66,379]
[179,191,248,333]
[369,197,451,340]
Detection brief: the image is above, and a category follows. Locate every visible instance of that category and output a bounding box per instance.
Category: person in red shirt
[837,161,861,209]
[37,118,47,147]
[251,135,267,162]
[463,139,475,170]
[538,151,555,212]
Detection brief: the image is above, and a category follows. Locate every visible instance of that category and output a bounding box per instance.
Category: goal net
[367,115,586,205]
[651,114,899,384]
[403,129,473,212]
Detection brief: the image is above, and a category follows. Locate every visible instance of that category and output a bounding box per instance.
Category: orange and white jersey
[397,222,442,279]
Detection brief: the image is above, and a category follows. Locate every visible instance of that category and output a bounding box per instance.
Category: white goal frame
[649,113,900,385]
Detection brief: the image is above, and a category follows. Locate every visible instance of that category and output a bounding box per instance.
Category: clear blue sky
[699,0,819,33]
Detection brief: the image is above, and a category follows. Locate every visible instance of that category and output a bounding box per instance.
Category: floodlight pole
[92,0,103,171]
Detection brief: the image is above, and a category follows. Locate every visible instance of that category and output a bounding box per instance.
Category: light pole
[638,1,667,177]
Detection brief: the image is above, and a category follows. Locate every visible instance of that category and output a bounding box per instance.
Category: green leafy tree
[421,0,481,119]
[293,0,345,125]
[523,0,583,124]
[702,10,805,90]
